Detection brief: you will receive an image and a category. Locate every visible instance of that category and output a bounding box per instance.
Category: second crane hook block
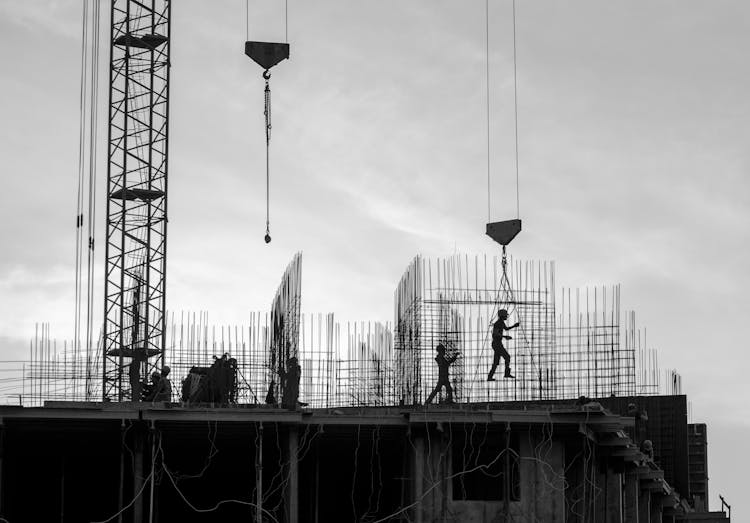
[486,219,522,246]
[245,41,290,71]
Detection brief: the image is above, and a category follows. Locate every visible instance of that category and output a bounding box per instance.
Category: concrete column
[623,472,639,523]
[519,431,566,523]
[605,469,623,523]
[0,421,4,518]
[148,422,157,523]
[284,426,299,523]
[649,494,661,523]
[133,431,145,523]
[60,456,65,522]
[411,431,425,523]
[638,488,650,523]
[256,422,264,523]
[593,465,608,523]
[118,421,126,523]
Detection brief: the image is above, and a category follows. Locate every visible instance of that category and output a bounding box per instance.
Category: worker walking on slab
[425,344,458,404]
[487,309,519,380]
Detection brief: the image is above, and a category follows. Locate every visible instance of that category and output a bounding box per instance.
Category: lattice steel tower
[103,0,171,401]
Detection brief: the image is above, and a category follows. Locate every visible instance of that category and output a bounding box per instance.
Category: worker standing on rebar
[425,343,457,405]
[488,309,519,380]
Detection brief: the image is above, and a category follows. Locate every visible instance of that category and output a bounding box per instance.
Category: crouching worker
[147,365,172,402]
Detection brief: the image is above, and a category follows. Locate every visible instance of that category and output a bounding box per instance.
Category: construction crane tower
[102,0,171,401]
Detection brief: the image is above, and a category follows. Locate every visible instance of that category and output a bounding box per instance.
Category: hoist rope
[85,0,101,375]
[74,0,89,362]
[485,0,521,221]
[485,0,491,222]
[73,0,101,397]
[512,0,520,219]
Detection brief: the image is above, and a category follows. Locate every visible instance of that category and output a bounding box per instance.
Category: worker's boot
[504,367,515,379]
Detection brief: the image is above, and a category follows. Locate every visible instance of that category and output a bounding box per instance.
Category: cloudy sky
[1,0,748,516]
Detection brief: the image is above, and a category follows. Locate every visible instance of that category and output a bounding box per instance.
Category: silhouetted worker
[154,365,172,401]
[487,309,519,380]
[281,356,301,410]
[144,371,161,401]
[265,380,276,404]
[425,344,457,405]
[129,348,147,401]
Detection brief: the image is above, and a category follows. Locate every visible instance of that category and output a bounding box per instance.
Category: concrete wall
[412,427,566,522]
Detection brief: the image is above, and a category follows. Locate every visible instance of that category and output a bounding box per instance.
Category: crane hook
[262,69,271,80]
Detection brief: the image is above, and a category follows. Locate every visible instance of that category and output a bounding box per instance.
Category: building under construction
[2,252,730,523]
[0,1,731,522]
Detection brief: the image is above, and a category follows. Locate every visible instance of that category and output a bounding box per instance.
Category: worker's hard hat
[162,365,171,375]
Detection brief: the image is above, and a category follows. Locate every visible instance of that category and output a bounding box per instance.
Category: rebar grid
[16,254,673,407]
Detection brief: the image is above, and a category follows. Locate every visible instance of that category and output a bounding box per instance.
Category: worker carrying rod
[425,343,458,404]
[244,40,290,244]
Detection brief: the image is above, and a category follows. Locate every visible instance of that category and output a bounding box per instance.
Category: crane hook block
[245,41,290,71]
[486,219,522,246]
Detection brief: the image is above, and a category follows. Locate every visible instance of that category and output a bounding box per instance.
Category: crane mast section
[103,0,171,402]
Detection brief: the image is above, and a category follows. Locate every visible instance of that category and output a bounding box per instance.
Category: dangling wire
[263,70,272,243]
[485,0,491,222]
[85,0,101,392]
[512,0,520,219]
[74,0,89,380]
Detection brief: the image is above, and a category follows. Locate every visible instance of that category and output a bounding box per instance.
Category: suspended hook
[244,41,289,246]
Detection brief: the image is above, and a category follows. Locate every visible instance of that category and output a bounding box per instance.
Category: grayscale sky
[0,0,748,517]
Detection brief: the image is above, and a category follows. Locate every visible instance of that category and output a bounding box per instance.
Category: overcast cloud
[1,0,748,517]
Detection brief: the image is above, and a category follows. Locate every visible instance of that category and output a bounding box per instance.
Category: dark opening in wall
[451,425,520,501]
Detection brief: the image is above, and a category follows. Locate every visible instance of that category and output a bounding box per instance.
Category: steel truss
[103,0,171,401]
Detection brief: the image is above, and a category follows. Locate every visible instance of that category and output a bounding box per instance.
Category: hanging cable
[264,70,272,243]
[74,0,89,374]
[486,0,491,222]
[512,0,520,219]
[85,0,101,386]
